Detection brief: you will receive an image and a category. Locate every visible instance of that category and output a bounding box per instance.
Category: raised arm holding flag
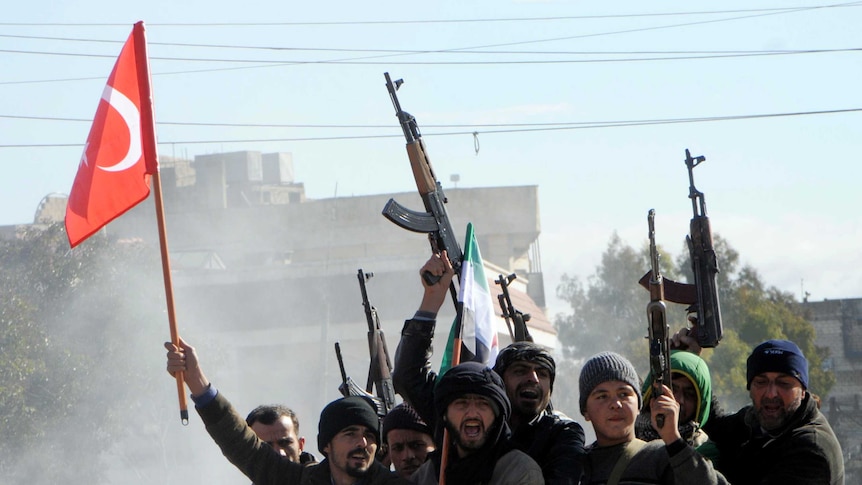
[64,21,188,424]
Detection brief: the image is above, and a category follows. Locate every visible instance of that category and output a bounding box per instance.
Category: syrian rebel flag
[440,223,500,375]
[65,21,158,247]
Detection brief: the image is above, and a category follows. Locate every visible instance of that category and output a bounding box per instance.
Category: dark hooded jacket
[393,316,585,484]
[409,362,543,485]
[704,392,844,484]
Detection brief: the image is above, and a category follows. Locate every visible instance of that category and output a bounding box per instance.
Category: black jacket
[197,391,409,485]
[704,393,844,485]
[392,317,586,484]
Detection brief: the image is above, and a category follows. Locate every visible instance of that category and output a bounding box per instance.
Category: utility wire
[0,3,859,27]
[1,46,859,65]
[1,33,849,55]
[0,2,858,85]
[2,107,859,148]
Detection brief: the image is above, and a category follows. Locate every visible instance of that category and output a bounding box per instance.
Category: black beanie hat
[382,402,432,443]
[747,339,809,390]
[493,341,556,391]
[317,396,380,454]
[434,361,511,422]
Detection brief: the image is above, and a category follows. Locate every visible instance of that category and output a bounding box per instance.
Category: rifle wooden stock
[381,72,464,289]
[638,271,697,305]
[407,141,437,195]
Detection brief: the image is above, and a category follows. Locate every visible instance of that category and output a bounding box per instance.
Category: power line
[0,33,849,56]
[1,2,858,85]
[2,107,859,148]
[2,46,859,65]
[0,3,859,27]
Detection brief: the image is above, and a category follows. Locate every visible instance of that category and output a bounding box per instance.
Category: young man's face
[251,416,304,463]
[323,425,378,479]
[444,394,497,456]
[583,381,639,447]
[386,428,435,479]
[502,361,552,419]
[671,374,698,424]
[749,371,805,431]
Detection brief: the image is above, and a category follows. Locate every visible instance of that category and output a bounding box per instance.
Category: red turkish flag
[65,21,158,248]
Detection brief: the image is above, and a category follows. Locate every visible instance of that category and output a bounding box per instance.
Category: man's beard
[757,394,802,431]
[446,419,494,452]
[344,447,372,478]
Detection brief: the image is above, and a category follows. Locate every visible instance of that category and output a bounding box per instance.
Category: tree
[553,231,834,417]
[0,224,172,483]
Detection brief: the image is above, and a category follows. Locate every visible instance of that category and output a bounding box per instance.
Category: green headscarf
[641,350,712,428]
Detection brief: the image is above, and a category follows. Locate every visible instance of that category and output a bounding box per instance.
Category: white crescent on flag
[97,84,142,173]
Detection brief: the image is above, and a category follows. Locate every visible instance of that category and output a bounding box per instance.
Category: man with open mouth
[703,339,845,485]
[410,361,544,485]
[393,252,586,484]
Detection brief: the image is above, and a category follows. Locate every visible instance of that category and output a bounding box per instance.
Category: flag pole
[438,292,463,485]
[152,171,188,424]
[133,21,188,425]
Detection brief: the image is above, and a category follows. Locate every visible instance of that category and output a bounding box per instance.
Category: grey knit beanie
[579,351,642,414]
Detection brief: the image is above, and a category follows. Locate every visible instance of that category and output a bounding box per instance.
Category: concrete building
[28,150,556,456]
[806,297,862,478]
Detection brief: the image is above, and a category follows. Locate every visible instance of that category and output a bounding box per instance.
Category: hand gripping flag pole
[64,21,188,424]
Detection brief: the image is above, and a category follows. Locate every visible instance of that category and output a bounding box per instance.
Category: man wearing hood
[393,252,585,484]
[410,361,544,485]
[636,350,719,462]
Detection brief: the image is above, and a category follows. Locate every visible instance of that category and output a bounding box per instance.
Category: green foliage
[554,231,835,417]
[555,233,650,362]
[0,224,169,483]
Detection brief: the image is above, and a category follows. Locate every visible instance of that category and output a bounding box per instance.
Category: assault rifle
[380,72,463,291]
[334,341,389,418]
[637,149,723,348]
[684,149,723,348]
[357,269,396,416]
[495,273,533,343]
[646,209,672,429]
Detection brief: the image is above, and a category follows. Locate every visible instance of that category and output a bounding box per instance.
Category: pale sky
[2,0,861,322]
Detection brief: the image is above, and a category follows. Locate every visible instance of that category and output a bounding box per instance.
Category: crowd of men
[164,252,845,484]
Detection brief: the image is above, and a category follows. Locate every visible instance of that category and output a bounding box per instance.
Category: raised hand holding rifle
[646,209,672,429]
[381,72,463,305]
[381,72,472,485]
[496,273,533,343]
[638,149,723,351]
